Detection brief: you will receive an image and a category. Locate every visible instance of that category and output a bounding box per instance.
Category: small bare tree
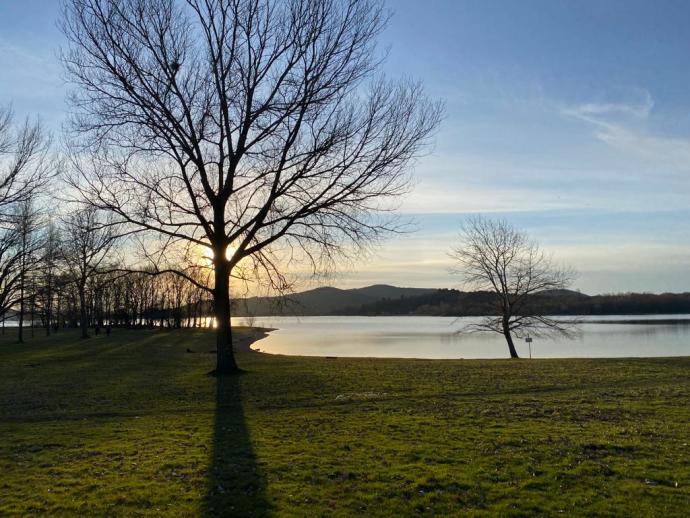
[38,221,61,335]
[451,217,576,359]
[14,200,45,343]
[0,224,25,328]
[61,207,118,338]
[61,0,442,373]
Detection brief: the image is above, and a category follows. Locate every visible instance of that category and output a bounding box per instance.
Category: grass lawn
[0,328,688,516]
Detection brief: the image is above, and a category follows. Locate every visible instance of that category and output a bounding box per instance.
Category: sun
[201,244,237,266]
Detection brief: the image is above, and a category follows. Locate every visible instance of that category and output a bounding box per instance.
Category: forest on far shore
[343,290,690,317]
[233,286,690,317]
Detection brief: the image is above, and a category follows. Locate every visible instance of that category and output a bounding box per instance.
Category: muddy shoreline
[234,327,275,353]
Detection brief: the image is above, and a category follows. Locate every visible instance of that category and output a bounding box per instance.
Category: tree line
[0,106,214,340]
[337,289,690,318]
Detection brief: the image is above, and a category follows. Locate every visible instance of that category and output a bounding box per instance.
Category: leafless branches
[0,222,27,322]
[61,0,442,372]
[0,106,52,224]
[0,107,53,337]
[451,216,577,358]
[61,206,119,337]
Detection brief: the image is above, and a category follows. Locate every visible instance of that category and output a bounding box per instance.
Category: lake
[234,315,690,359]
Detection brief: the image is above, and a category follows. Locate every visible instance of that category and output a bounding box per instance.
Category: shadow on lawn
[203,372,270,517]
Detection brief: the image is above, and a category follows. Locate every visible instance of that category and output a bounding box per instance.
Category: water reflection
[232,315,690,359]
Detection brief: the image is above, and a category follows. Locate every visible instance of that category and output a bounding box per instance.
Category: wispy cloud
[402,182,582,213]
[0,37,62,87]
[560,88,690,177]
[563,88,654,120]
[561,91,690,184]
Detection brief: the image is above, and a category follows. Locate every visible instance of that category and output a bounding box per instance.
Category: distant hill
[349,284,433,299]
[538,289,589,299]
[233,286,690,317]
[234,284,436,316]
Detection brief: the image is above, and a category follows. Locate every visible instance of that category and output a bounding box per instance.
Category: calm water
[233,315,690,359]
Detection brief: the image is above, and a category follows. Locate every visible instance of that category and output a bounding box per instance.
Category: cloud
[333,212,690,294]
[402,150,690,215]
[592,124,690,167]
[402,182,582,213]
[560,88,690,177]
[563,88,654,120]
[552,242,690,271]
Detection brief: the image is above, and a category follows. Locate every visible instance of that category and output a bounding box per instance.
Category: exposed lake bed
[238,315,690,359]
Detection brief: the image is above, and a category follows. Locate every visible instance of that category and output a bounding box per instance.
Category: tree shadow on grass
[203,372,270,517]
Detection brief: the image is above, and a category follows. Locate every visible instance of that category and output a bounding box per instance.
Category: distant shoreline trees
[0,102,221,336]
[61,207,118,338]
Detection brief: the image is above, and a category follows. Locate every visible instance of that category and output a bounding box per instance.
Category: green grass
[0,328,688,516]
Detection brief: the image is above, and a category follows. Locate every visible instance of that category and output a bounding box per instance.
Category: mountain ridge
[236,284,436,316]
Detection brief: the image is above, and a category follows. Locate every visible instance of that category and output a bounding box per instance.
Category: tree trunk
[45,275,52,336]
[55,293,60,333]
[79,283,89,339]
[213,258,238,374]
[503,327,519,359]
[30,292,35,338]
[45,302,51,336]
[18,297,24,343]
[18,277,24,344]
[94,291,101,335]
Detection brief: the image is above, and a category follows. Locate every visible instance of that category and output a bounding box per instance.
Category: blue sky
[2,1,690,294]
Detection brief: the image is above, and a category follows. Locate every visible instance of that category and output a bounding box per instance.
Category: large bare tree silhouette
[61,0,442,373]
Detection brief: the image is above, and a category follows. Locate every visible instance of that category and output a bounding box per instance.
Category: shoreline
[233,326,276,353]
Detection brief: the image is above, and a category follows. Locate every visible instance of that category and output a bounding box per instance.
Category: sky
[1,0,690,294]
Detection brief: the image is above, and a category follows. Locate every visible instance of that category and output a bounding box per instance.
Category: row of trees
[0,106,218,339]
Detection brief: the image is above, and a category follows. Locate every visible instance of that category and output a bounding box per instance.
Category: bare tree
[38,221,61,335]
[61,207,117,338]
[0,107,53,338]
[61,0,442,373]
[14,200,45,343]
[450,217,577,359]
[0,225,25,328]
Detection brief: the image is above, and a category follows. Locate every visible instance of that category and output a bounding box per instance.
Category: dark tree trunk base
[208,367,245,377]
[214,258,239,374]
[504,329,520,359]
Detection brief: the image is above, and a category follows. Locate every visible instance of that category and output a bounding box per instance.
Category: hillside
[235,284,436,316]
